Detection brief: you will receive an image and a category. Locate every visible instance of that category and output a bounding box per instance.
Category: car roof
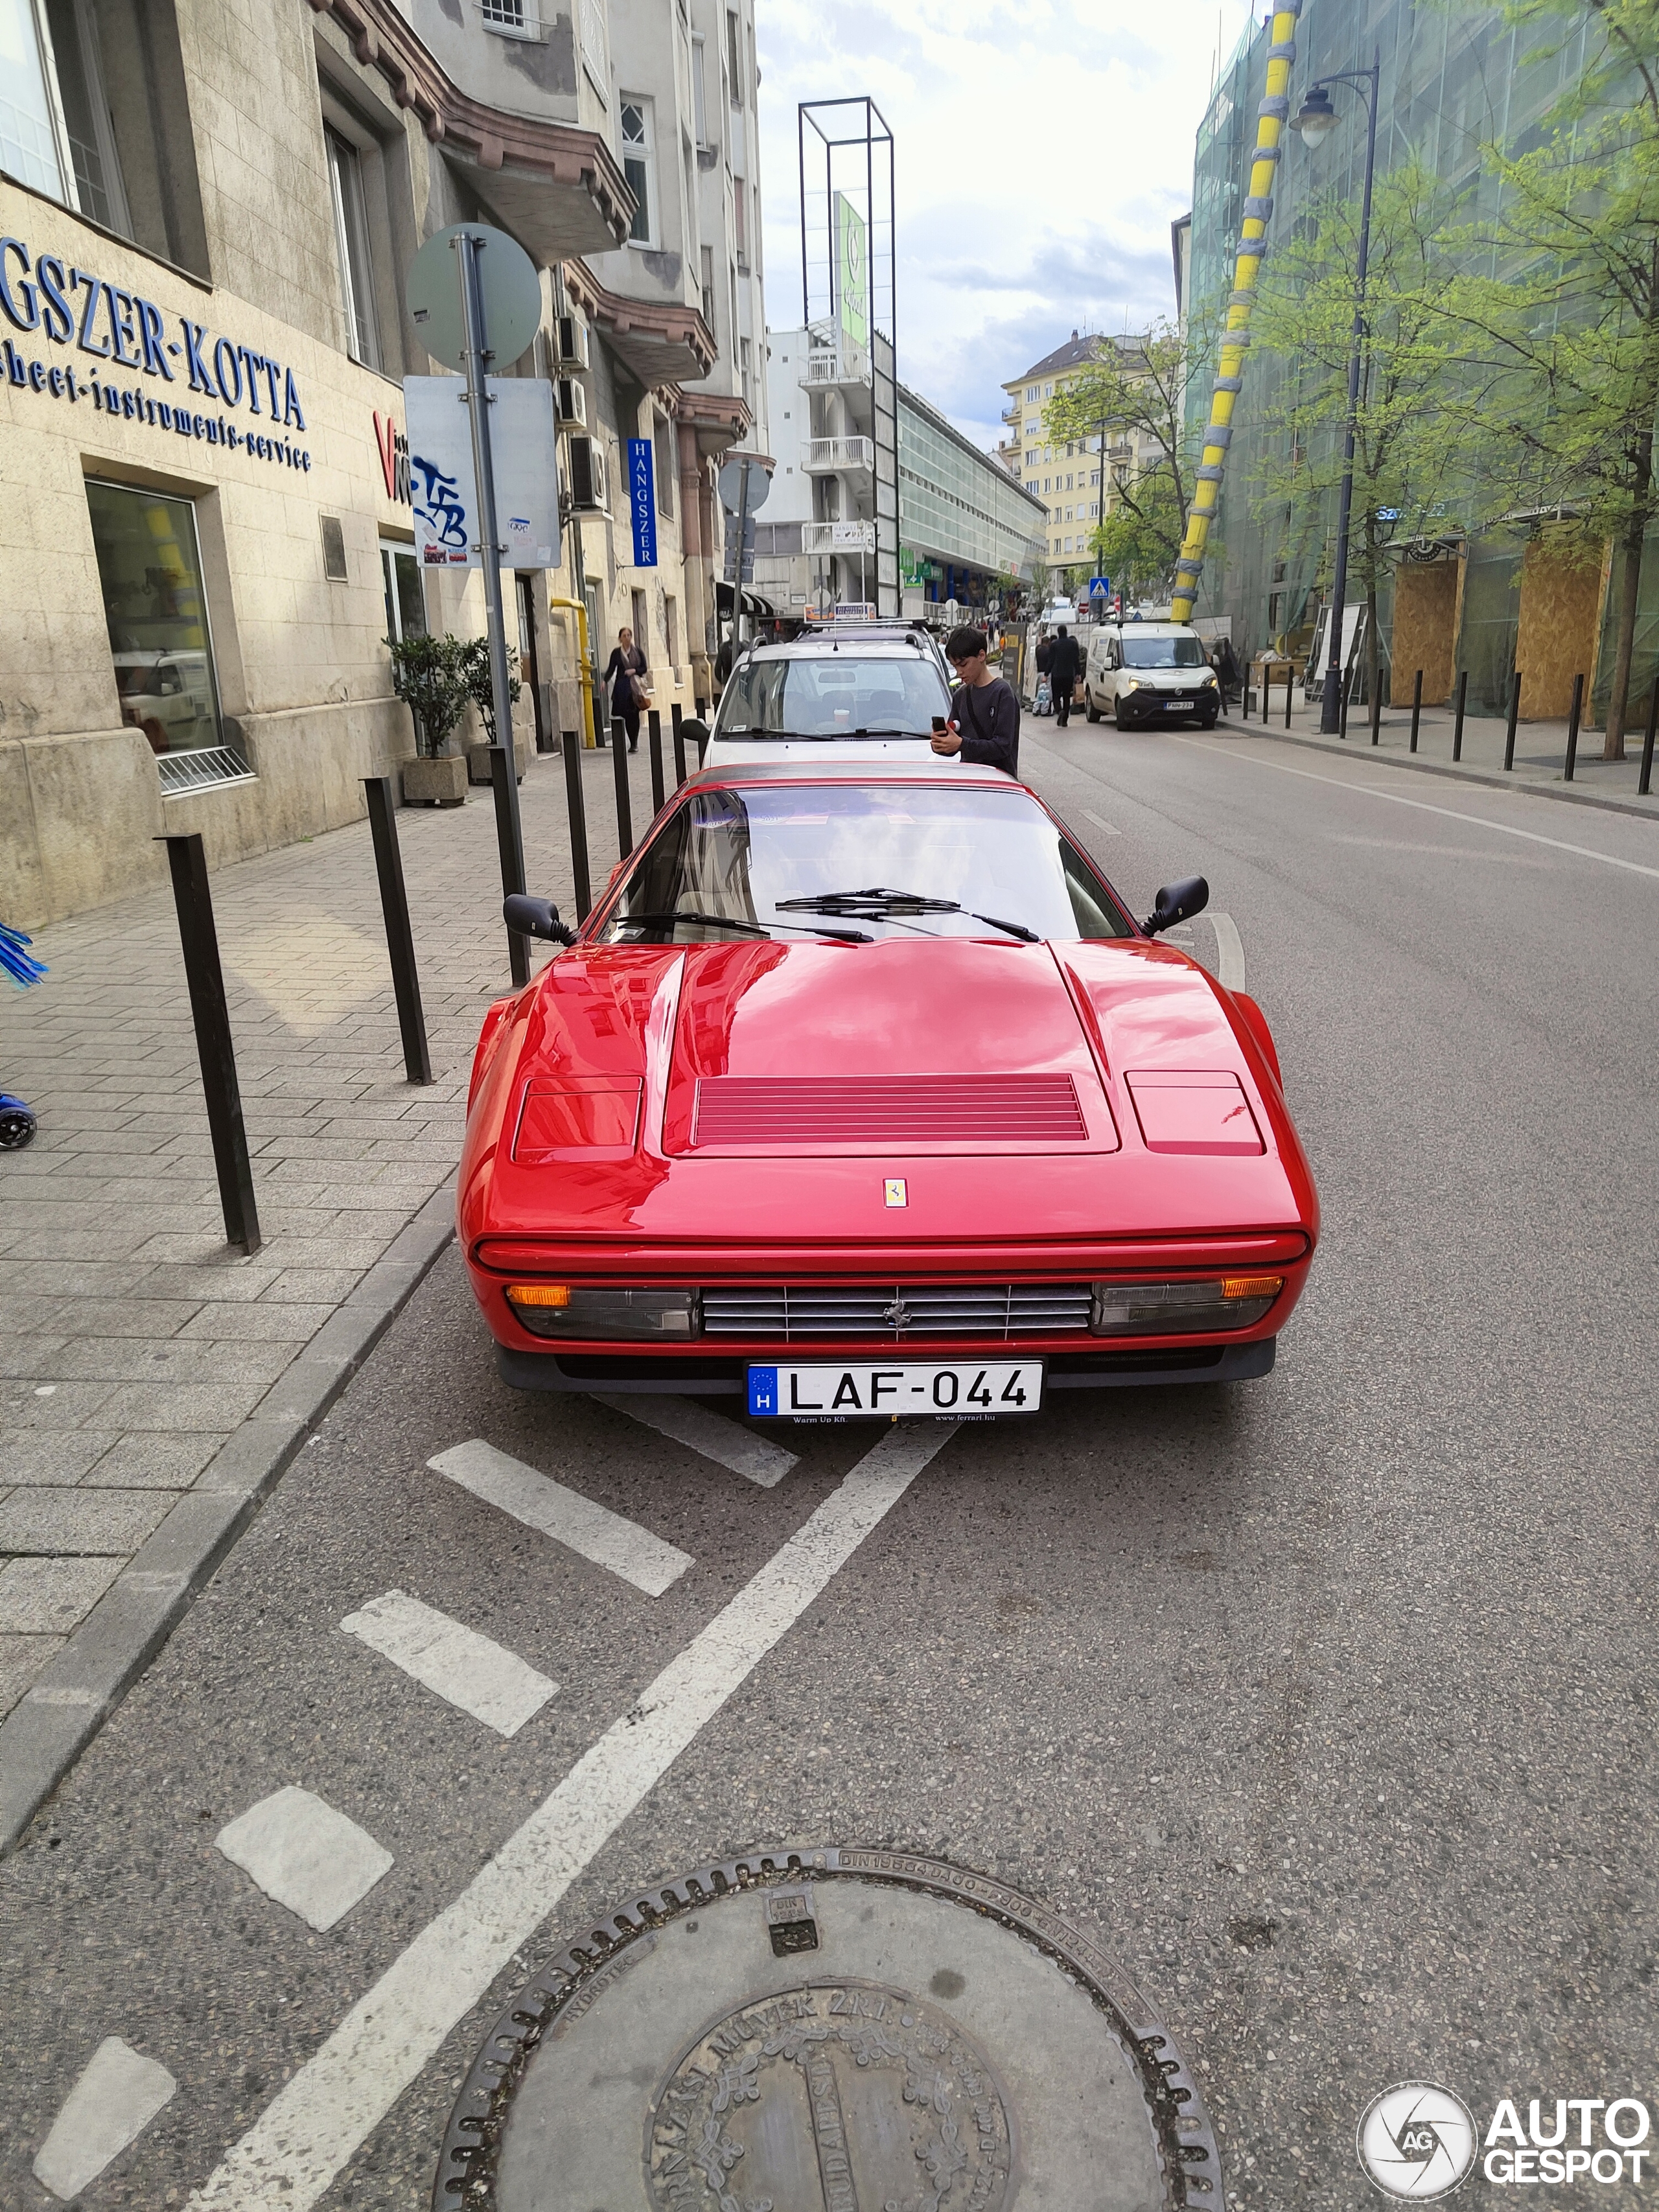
[739,634,941,660]
[680,756,1014,789]
[1103,621,1195,634]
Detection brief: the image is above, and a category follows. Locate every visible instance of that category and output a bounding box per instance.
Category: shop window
[620,99,655,247]
[87,478,243,791]
[380,540,426,645]
[326,127,381,369]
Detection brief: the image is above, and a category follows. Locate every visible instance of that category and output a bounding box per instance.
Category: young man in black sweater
[930,626,1020,777]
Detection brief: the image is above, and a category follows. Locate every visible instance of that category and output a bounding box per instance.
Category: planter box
[467,727,531,785]
[400,755,468,807]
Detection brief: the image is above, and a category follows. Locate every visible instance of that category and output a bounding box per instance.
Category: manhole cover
[435,1846,1222,2211]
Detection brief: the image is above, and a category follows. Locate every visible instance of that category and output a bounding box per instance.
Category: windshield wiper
[775,889,1041,942]
[972,914,1041,942]
[610,910,872,944]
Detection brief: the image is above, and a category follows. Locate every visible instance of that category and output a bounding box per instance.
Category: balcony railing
[803,351,868,388]
[802,436,875,473]
[801,520,876,553]
[157,745,256,796]
[1001,402,1022,424]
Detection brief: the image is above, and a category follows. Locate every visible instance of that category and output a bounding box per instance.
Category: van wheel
[1085,693,1101,723]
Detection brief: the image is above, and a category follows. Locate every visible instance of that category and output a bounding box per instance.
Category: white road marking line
[188,1421,958,2212]
[1181,738,1659,880]
[340,1589,556,1738]
[589,1392,798,1489]
[1209,911,1246,990]
[34,2037,178,2202]
[428,1439,692,1596]
[1083,809,1122,835]
[215,1787,394,1934]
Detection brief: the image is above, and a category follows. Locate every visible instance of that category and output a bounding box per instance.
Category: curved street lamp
[1295,51,1382,734]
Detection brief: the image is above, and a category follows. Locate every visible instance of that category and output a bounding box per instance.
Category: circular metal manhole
[434,1845,1224,2211]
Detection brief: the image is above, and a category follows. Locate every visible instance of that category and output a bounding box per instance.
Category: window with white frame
[700,244,715,332]
[725,8,741,105]
[3,0,131,233]
[325,128,381,369]
[620,98,655,246]
[480,0,529,30]
[690,33,707,145]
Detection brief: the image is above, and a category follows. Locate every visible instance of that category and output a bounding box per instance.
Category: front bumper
[496,1338,1275,1395]
[1116,689,1218,724]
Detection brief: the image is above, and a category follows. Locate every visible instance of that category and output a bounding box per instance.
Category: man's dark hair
[1057,624,1069,637]
[945,626,988,664]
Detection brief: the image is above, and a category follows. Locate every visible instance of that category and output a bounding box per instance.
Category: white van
[1083,622,1220,730]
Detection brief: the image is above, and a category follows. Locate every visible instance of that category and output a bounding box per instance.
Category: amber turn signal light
[1220,1275,1283,1301]
[506,1283,572,1308]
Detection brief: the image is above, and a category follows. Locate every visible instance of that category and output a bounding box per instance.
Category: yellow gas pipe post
[548,596,597,747]
[1171,3,1303,627]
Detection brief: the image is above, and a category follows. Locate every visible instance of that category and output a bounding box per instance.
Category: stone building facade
[0,0,764,927]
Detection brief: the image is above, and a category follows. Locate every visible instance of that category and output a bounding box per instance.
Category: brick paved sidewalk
[1219,680,1659,819]
[0,739,657,1730]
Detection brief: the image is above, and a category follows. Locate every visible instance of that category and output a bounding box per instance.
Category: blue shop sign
[627,436,656,568]
[0,231,311,469]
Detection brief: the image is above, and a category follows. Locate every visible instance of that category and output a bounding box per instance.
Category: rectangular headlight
[1090,1275,1282,1336]
[505,1285,701,1340]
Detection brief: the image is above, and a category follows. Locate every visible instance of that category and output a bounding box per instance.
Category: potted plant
[389,633,470,806]
[458,637,529,785]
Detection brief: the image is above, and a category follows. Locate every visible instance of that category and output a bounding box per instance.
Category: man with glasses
[931,627,1020,776]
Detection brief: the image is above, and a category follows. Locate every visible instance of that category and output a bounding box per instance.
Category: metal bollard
[1641,683,1658,798]
[1410,669,1422,753]
[1339,667,1349,738]
[1564,671,1584,782]
[647,708,666,813]
[1370,668,1382,745]
[159,832,261,1255]
[561,730,592,922]
[1453,669,1468,761]
[1503,669,1522,771]
[671,701,688,786]
[362,777,431,1084]
[489,749,531,988]
[612,714,634,857]
[1241,673,1250,723]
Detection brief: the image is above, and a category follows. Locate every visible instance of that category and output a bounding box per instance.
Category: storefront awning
[715,583,776,617]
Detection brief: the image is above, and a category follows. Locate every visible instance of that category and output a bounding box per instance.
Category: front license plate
[1163,699,1190,710]
[748,1362,1043,1419]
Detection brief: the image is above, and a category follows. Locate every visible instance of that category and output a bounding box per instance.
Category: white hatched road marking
[1182,738,1659,880]
[187,1422,958,2212]
[340,1589,557,1738]
[1083,809,1122,834]
[215,1787,394,1933]
[1209,912,1246,990]
[428,1439,693,1596]
[590,1391,799,1488]
[34,2037,178,2202]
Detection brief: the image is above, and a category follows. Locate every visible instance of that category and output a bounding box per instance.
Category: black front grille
[701,1282,1093,1342]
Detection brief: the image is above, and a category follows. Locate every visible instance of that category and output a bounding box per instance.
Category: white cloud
[756,0,1257,452]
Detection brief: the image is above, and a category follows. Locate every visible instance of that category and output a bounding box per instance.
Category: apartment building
[1000,332,1159,574]
[0,0,764,925]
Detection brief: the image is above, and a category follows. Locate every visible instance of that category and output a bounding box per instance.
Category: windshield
[718,653,951,738]
[599,785,1132,944]
[1121,634,1207,669]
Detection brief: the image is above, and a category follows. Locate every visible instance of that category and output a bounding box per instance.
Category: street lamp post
[1295,49,1382,736]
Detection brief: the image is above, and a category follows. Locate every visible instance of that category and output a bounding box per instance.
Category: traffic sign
[718,454,771,513]
[1087,575,1111,598]
[406,223,542,373]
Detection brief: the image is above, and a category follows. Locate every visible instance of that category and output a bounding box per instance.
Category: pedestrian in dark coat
[1049,625,1083,727]
[602,625,649,752]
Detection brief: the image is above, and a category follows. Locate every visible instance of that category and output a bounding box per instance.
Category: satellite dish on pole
[406,223,542,372]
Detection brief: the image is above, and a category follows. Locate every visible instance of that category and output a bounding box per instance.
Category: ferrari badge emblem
[884,1178,907,1208]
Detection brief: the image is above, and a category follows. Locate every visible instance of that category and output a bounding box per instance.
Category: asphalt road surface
[3,725,1656,2211]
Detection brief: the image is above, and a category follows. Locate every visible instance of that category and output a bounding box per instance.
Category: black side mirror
[680,717,711,763]
[504,894,575,944]
[1143,874,1209,936]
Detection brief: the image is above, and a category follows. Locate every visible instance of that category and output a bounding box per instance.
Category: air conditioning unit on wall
[556,377,587,427]
[557,314,589,369]
[566,435,607,511]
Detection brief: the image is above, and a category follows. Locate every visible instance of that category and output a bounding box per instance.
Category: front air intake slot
[691,1074,1089,1148]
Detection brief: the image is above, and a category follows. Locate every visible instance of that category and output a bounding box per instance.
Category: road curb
[1212,716,1659,822]
[0,1182,458,1857]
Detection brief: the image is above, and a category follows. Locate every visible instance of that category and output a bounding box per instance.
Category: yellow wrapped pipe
[1172,4,1302,625]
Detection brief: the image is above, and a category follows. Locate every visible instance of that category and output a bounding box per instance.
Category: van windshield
[1120,634,1207,669]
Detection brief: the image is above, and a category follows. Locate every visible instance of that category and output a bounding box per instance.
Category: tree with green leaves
[1249,157,1479,713]
[1450,0,1659,756]
[1043,321,1193,603]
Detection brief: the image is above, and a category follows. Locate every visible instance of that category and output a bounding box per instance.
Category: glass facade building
[1183,0,1654,718]
[898,384,1047,603]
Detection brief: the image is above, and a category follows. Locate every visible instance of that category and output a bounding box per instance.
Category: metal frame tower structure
[797,98,899,616]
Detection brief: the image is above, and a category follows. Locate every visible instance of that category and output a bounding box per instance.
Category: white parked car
[1082,623,1220,730]
[704,626,955,765]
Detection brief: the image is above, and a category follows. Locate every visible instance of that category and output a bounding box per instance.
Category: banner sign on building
[627,437,657,566]
[403,375,559,568]
[833,192,869,361]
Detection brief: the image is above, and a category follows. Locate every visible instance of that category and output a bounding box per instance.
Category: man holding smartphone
[931,627,1020,776]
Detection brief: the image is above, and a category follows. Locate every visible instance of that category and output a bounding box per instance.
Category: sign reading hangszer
[0,231,312,469]
[627,437,657,567]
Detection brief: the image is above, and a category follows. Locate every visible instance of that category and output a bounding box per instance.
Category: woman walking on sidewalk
[602,626,649,752]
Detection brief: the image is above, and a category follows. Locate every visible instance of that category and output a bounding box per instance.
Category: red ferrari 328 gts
[459,760,1317,1423]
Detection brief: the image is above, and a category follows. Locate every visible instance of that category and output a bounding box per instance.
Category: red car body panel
[458,772,1319,1383]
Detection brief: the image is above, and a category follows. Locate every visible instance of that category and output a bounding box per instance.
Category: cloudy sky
[755,0,1261,453]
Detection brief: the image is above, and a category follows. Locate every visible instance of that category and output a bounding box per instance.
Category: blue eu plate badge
[748,1366,779,1418]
